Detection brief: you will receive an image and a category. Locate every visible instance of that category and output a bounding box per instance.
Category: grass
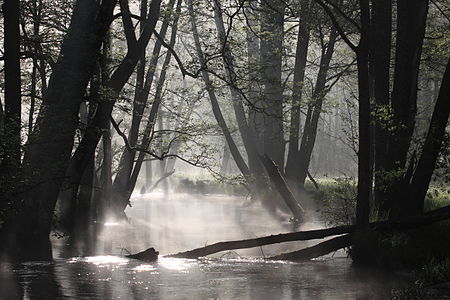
[172,173,248,196]
[304,177,358,226]
[424,185,450,211]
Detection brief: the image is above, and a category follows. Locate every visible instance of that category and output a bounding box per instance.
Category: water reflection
[1,258,394,299]
[1,193,397,299]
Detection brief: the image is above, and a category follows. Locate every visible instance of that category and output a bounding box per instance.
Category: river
[0,193,398,299]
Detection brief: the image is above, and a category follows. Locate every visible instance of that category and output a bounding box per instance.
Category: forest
[0,0,449,298]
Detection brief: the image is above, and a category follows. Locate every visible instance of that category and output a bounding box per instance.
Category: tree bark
[170,225,352,259]
[260,0,286,169]
[372,0,392,217]
[7,0,118,261]
[285,0,311,183]
[0,0,22,209]
[355,0,372,229]
[268,234,352,261]
[259,154,306,221]
[388,0,429,218]
[64,0,162,217]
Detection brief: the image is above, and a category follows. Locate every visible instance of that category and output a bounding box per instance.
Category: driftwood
[126,247,159,262]
[258,154,306,221]
[168,205,450,260]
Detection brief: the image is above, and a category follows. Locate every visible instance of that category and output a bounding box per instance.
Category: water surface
[1,193,396,299]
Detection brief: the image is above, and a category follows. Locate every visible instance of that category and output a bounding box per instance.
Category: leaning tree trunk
[213,1,303,216]
[408,56,450,214]
[188,0,251,180]
[296,27,338,190]
[113,0,175,200]
[113,0,182,213]
[63,0,162,219]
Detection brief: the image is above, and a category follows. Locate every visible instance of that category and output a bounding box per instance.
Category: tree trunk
[388,0,429,218]
[408,56,450,214]
[6,0,117,261]
[297,27,338,190]
[285,0,311,183]
[188,0,251,180]
[269,234,352,261]
[372,0,392,217]
[168,204,450,260]
[64,0,162,218]
[99,30,113,220]
[0,0,22,210]
[170,225,353,259]
[113,0,175,200]
[259,154,306,221]
[114,0,182,212]
[245,2,264,159]
[220,142,231,175]
[355,0,372,229]
[260,0,286,169]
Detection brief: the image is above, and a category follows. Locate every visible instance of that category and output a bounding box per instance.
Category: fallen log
[268,234,352,261]
[168,205,450,260]
[126,247,159,262]
[258,154,306,221]
[169,225,353,259]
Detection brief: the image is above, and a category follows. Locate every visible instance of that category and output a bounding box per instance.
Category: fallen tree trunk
[168,225,353,259]
[268,234,352,261]
[168,205,450,260]
[259,154,306,221]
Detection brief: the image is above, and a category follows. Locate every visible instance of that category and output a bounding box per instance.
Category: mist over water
[1,192,397,299]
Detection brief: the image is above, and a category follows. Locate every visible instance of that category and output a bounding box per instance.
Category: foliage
[424,185,450,211]
[391,257,450,300]
[307,177,357,226]
[173,174,247,196]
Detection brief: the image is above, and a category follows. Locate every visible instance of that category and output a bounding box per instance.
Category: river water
[1,193,397,299]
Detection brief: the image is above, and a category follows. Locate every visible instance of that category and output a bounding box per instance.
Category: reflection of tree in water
[19,263,63,299]
[59,222,100,258]
[0,264,24,299]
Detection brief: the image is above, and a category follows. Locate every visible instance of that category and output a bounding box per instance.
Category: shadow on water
[1,193,401,299]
